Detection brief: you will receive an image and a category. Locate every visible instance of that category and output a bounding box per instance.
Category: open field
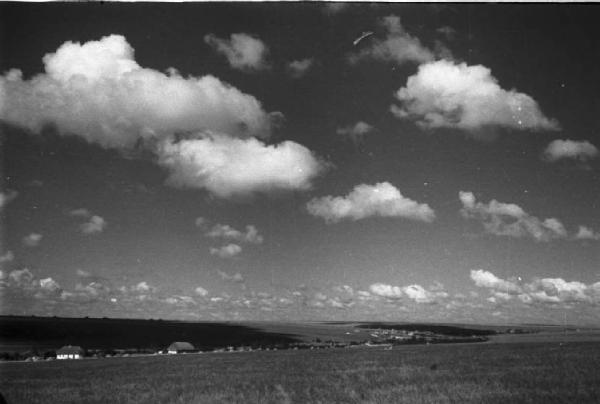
[2,341,600,404]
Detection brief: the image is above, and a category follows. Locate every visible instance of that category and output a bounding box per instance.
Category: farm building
[167,341,195,354]
[56,345,84,360]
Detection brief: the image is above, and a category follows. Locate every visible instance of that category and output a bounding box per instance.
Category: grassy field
[2,341,599,403]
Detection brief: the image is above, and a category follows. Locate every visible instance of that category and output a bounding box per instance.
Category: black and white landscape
[1,3,599,403]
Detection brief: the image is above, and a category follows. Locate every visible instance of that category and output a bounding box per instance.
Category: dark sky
[1,3,599,325]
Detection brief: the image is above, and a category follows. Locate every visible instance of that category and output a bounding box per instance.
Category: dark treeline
[0,316,300,352]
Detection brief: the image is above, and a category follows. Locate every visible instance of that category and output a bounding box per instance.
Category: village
[0,326,496,362]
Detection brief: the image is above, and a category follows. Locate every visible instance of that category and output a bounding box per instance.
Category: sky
[1,3,599,325]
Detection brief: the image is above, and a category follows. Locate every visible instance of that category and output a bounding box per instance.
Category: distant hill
[0,316,300,352]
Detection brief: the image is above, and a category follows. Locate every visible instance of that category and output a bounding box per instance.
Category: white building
[56,345,84,360]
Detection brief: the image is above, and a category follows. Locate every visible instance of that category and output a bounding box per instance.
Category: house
[167,341,195,354]
[56,345,84,360]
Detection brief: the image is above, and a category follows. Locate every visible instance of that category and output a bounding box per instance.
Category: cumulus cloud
[204,33,270,71]
[0,35,276,149]
[0,251,14,264]
[470,269,599,305]
[210,243,242,258]
[543,139,598,162]
[81,215,107,234]
[470,269,522,294]
[69,208,91,217]
[369,283,404,299]
[0,190,18,210]
[336,121,374,145]
[195,217,208,229]
[575,226,600,240]
[307,182,435,223]
[287,58,314,78]
[158,134,325,198]
[206,224,263,244]
[195,286,209,297]
[369,282,447,303]
[1,35,329,200]
[403,284,448,304]
[459,191,570,242]
[39,277,61,293]
[216,269,244,283]
[349,15,435,66]
[23,233,42,247]
[391,59,559,132]
[1,268,62,299]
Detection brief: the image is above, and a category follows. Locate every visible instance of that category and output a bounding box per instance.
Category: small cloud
[81,215,107,234]
[28,180,44,187]
[216,269,244,283]
[459,191,569,242]
[575,226,600,241]
[206,224,263,244]
[0,251,14,264]
[131,281,155,293]
[195,286,209,297]
[0,190,18,211]
[307,182,435,223]
[204,33,270,72]
[287,58,314,78]
[369,283,404,299]
[392,60,559,133]
[470,269,598,305]
[39,277,61,293]
[76,269,92,278]
[543,139,598,163]
[349,15,436,66]
[336,121,375,146]
[210,244,242,258]
[436,26,457,40]
[23,233,42,247]
[69,208,91,218]
[470,269,522,294]
[195,217,208,228]
[323,3,348,15]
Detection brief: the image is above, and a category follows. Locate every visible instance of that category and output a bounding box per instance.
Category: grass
[2,341,600,403]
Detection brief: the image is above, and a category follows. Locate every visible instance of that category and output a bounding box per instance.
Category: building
[56,345,84,360]
[167,341,195,354]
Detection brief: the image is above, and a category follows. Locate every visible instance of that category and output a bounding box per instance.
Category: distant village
[0,326,531,362]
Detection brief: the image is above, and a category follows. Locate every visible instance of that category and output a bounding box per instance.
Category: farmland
[2,341,600,403]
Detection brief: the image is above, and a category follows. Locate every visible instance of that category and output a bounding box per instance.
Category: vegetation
[2,341,599,403]
[0,316,299,352]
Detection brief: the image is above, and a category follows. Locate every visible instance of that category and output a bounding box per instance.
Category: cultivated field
[2,341,600,404]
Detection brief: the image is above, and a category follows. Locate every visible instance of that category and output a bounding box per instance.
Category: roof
[57,345,84,354]
[168,341,195,351]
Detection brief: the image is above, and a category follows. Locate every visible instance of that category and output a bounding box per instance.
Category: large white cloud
[459,191,572,242]
[391,59,559,131]
[158,134,324,198]
[204,33,270,71]
[543,139,598,162]
[0,35,276,148]
[307,182,435,223]
[348,16,435,66]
